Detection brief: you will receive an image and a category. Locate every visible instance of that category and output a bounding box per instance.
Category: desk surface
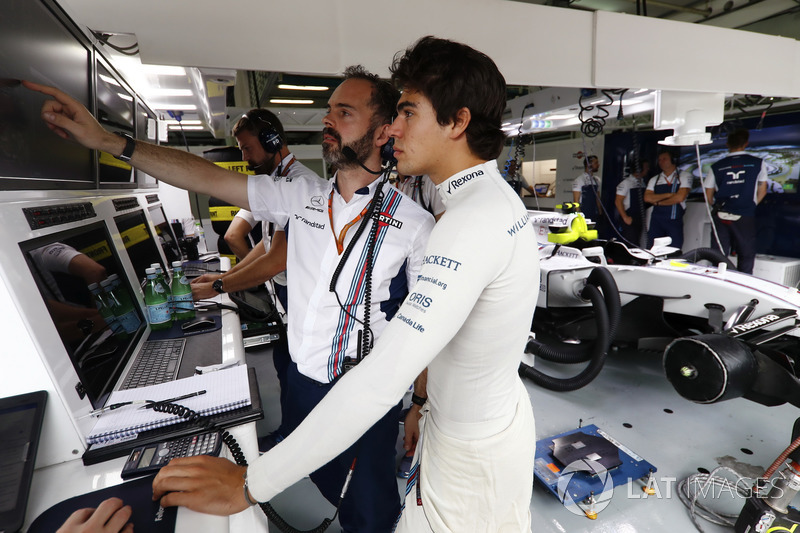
[25,296,270,533]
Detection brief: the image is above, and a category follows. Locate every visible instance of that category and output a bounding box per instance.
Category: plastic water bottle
[101,276,142,334]
[144,267,172,330]
[195,222,208,254]
[170,261,195,320]
[88,282,126,338]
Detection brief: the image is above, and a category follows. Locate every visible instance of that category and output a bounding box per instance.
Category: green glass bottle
[144,267,173,331]
[170,261,195,320]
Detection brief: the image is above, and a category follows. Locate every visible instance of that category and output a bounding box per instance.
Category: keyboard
[182,259,220,278]
[120,338,187,390]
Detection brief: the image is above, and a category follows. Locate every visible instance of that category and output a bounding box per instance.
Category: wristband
[114,132,136,163]
[411,393,427,407]
[243,471,258,506]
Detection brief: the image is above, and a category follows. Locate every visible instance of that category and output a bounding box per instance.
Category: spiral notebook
[87,364,250,445]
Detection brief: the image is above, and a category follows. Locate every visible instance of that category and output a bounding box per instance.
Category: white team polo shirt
[247,170,435,383]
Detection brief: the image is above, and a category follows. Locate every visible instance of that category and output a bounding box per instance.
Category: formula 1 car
[520,204,800,411]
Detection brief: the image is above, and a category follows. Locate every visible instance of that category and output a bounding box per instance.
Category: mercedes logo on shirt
[311,196,324,207]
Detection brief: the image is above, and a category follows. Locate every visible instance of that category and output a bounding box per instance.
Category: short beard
[322,124,377,168]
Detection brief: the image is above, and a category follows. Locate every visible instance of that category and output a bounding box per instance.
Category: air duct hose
[679,247,736,270]
[520,267,620,391]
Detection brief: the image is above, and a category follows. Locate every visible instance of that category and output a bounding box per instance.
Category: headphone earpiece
[247,112,283,154]
[380,138,396,165]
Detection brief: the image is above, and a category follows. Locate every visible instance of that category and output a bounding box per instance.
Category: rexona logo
[446,169,483,194]
[556,459,615,517]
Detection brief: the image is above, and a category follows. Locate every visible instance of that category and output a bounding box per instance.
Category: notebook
[87,365,249,445]
[0,390,47,533]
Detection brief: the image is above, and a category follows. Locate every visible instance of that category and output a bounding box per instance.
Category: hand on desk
[152,455,250,516]
[56,497,133,533]
[190,274,222,301]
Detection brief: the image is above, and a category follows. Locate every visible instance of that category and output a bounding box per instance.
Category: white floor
[246,343,797,532]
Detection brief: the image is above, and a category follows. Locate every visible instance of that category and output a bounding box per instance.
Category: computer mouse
[181,317,215,332]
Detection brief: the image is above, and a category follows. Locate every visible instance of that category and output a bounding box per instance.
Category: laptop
[18,220,261,465]
[0,390,47,533]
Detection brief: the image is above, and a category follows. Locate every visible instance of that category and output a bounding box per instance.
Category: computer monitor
[19,220,146,408]
[113,209,170,285]
[146,203,182,264]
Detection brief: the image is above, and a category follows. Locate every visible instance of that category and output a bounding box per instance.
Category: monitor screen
[113,210,170,285]
[20,221,146,408]
[0,0,94,188]
[147,204,182,264]
[96,60,135,185]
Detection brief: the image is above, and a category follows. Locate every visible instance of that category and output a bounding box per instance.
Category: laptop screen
[113,209,170,286]
[146,204,182,264]
[19,221,146,408]
[0,390,47,533]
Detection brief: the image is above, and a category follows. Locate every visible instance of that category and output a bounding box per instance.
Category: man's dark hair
[390,36,507,161]
[584,155,598,169]
[342,65,399,128]
[727,128,749,150]
[232,108,286,142]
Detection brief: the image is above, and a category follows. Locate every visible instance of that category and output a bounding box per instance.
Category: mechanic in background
[615,160,650,247]
[644,149,691,249]
[572,154,602,223]
[703,128,767,274]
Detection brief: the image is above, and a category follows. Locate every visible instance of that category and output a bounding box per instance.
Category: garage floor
[247,341,796,532]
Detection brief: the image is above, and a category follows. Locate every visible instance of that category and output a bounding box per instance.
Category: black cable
[151,402,340,533]
[578,89,628,138]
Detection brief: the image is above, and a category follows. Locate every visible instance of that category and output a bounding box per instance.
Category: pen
[139,389,207,409]
[86,400,149,418]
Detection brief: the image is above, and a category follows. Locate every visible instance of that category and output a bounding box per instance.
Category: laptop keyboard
[120,339,187,390]
[182,260,220,278]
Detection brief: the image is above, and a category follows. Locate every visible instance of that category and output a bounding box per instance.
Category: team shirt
[248,161,539,530]
[703,151,768,217]
[393,175,446,217]
[247,166,435,383]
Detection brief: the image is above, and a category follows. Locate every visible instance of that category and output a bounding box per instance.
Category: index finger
[21,80,76,104]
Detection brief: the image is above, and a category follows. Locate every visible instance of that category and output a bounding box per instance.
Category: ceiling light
[163,119,202,126]
[147,88,194,97]
[117,93,133,102]
[168,125,205,130]
[277,84,329,92]
[634,88,650,94]
[143,65,187,76]
[151,103,197,111]
[269,98,314,105]
[544,114,574,120]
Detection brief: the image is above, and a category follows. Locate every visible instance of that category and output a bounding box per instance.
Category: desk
[24,296,270,532]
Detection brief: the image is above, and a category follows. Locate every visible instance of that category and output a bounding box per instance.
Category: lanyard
[328,188,372,255]
[276,156,296,177]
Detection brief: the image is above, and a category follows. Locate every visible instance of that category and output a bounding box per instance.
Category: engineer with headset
[572,154,602,222]
[644,149,692,249]
[25,64,433,532]
[703,128,767,274]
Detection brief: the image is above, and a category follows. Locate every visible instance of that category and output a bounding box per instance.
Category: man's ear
[374,123,391,147]
[449,107,471,140]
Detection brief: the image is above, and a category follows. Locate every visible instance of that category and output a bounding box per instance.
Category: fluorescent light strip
[277,84,329,91]
[168,125,205,131]
[99,74,120,87]
[269,98,314,105]
[163,119,202,126]
[117,93,133,102]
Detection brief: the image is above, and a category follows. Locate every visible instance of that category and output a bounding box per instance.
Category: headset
[246,111,283,154]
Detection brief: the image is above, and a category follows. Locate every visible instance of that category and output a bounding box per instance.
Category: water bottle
[88,282,126,338]
[195,222,208,254]
[144,267,173,330]
[170,261,195,320]
[101,276,142,334]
